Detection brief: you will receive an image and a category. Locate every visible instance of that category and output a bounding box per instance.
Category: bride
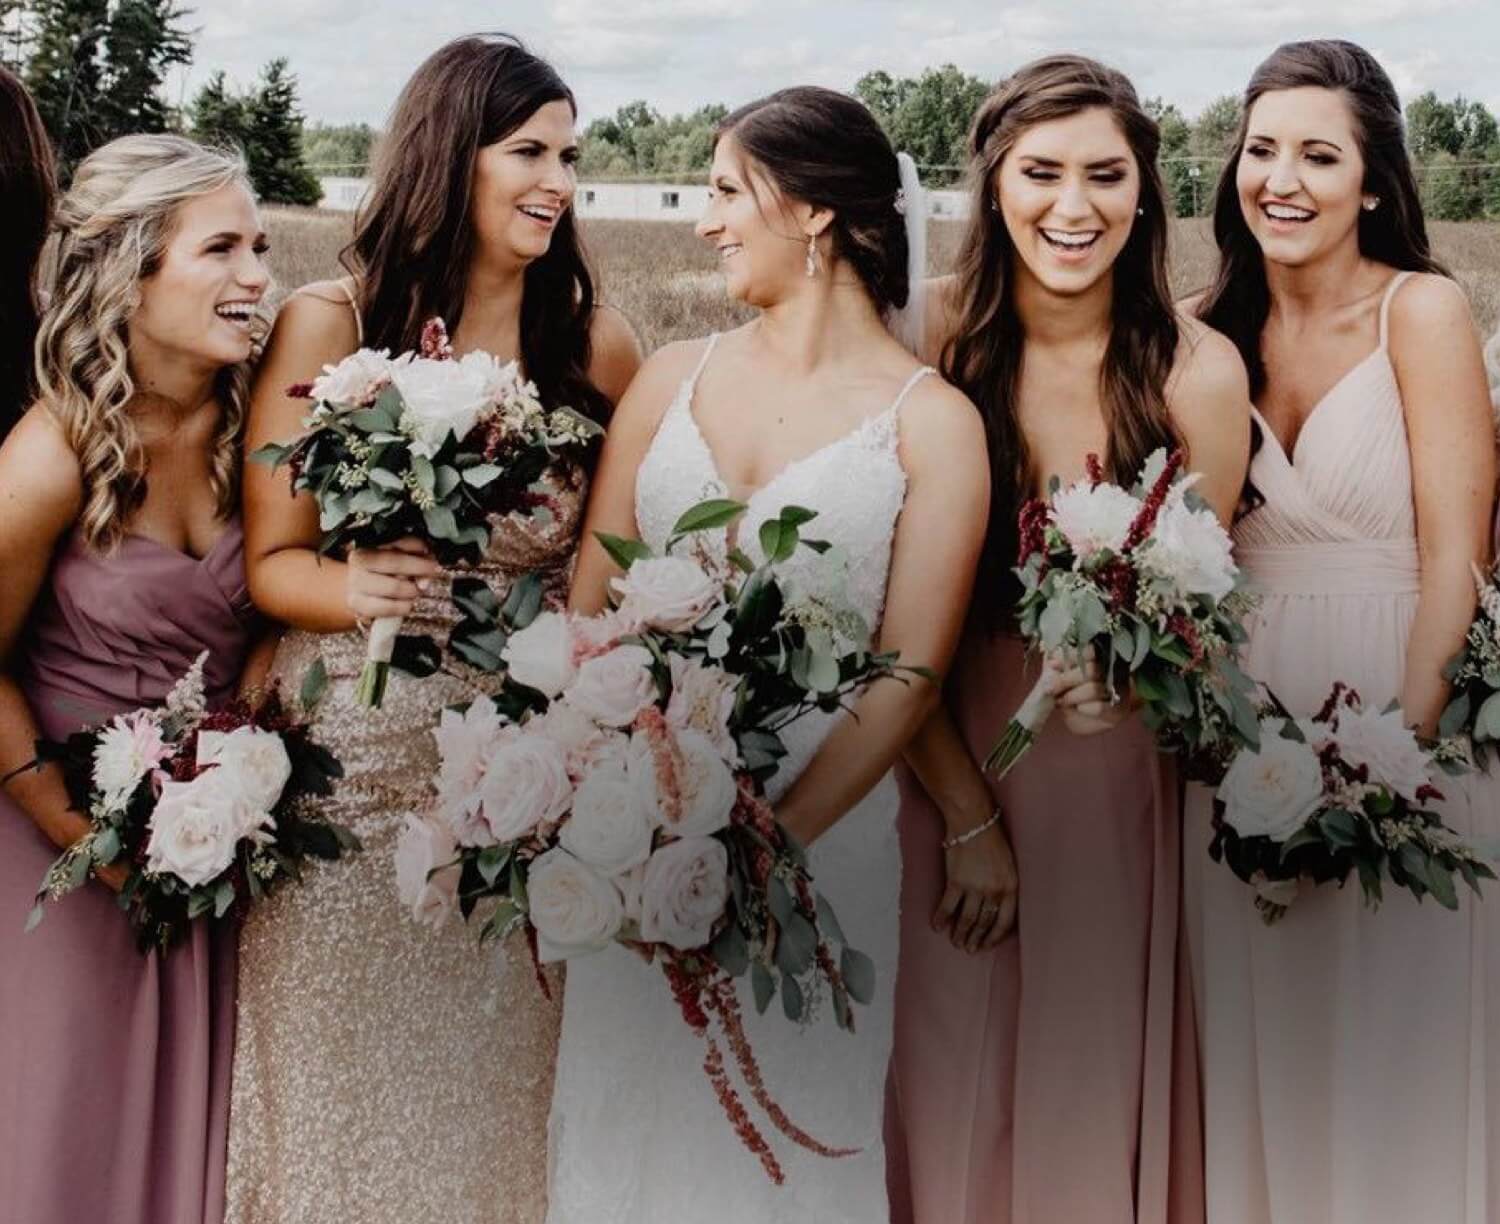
[548,86,989,1222]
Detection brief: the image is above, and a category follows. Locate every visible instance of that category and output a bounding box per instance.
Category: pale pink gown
[1183,271,1500,1224]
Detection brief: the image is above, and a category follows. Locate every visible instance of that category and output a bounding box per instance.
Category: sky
[166,0,1500,139]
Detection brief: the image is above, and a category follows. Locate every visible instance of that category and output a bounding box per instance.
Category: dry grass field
[263,207,1500,354]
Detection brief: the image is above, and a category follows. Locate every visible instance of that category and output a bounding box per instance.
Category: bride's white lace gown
[547,335,932,1222]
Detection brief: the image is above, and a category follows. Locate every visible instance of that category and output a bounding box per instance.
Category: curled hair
[35,134,254,552]
[0,66,55,441]
[944,55,1180,625]
[1196,40,1447,397]
[345,33,611,426]
[715,86,909,316]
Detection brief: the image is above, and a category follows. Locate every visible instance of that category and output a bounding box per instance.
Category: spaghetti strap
[687,333,720,389]
[288,279,363,347]
[1377,271,1414,349]
[887,365,935,417]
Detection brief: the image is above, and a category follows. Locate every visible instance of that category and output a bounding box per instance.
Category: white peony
[527,847,625,962]
[559,761,656,875]
[471,733,573,845]
[196,726,292,815]
[394,813,460,927]
[144,771,246,886]
[637,836,730,951]
[531,700,620,779]
[455,348,515,408]
[1139,491,1237,602]
[1051,480,1142,559]
[1329,701,1434,804]
[564,644,658,728]
[665,655,738,763]
[1217,722,1326,842]
[502,611,579,698]
[390,352,496,457]
[91,710,168,806]
[629,727,736,837]
[432,696,507,829]
[309,347,393,406]
[610,555,721,632]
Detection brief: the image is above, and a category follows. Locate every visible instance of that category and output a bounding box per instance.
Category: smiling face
[696,133,811,308]
[1236,86,1368,268]
[130,180,269,371]
[994,106,1140,298]
[471,98,579,266]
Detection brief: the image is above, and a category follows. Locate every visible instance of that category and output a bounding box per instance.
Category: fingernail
[418,580,434,594]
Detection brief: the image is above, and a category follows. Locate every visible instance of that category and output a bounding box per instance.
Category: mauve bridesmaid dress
[0,521,256,1224]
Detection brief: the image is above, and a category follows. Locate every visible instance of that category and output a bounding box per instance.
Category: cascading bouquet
[395,499,920,1183]
[1438,561,1500,768]
[251,318,602,707]
[1209,682,1493,924]
[985,448,1260,782]
[23,655,354,952]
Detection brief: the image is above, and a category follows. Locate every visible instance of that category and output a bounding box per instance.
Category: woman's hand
[1050,648,1133,737]
[933,821,1018,952]
[346,537,440,622]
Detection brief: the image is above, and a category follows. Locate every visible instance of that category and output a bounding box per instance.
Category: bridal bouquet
[397,499,918,1183]
[25,655,354,952]
[1438,561,1500,769]
[1209,683,1493,924]
[251,318,601,707]
[985,449,1260,782]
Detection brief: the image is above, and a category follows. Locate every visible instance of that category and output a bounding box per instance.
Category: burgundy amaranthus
[419,317,454,360]
[1121,448,1185,553]
[1017,498,1051,567]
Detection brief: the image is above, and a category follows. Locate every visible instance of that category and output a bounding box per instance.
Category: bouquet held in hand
[1438,560,1500,768]
[252,318,601,706]
[25,655,354,952]
[986,448,1260,781]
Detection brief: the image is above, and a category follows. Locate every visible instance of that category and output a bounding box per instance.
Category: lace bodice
[634,333,929,798]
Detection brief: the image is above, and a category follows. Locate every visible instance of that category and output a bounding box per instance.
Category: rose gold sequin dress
[224,472,585,1224]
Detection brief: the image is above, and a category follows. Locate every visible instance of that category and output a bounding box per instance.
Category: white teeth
[519,205,558,221]
[215,303,253,321]
[1041,229,1099,249]
[719,244,742,259]
[1264,203,1314,221]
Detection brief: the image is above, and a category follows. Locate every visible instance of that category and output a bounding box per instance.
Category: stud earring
[1362,196,1380,212]
[806,233,818,278]
[1137,207,1145,216]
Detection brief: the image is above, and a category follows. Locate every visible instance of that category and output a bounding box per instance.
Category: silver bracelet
[941,807,1002,851]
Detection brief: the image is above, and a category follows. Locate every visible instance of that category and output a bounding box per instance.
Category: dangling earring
[805,233,818,278]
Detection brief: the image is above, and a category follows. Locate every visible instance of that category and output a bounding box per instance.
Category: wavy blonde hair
[36,133,258,552]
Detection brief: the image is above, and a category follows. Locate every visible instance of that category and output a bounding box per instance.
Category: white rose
[144,772,245,887]
[637,836,730,951]
[665,655,738,763]
[629,727,736,837]
[309,347,393,405]
[1051,480,1142,559]
[1217,724,1326,842]
[573,606,641,655]
[1329,701,1434,803]
[389,352,495,457]
[527,847,625,962]
[471,733,573,845]
[433,696,506,829]
[394,813,460,927]
[564,644,657,727]
[196,726,293,813]
[1140,491,1237,602]
[502,611,579,698]
[532,700,621,780]
[559,761,655,875]
[611,555,721,632]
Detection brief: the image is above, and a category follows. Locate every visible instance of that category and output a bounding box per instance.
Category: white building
[319,176,972,222]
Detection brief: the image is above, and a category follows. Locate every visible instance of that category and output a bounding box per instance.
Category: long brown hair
[1196,40,1446,398]
[716,86,910,317]
[343,33,610,424]
[0,66,56,441]
[943,54,1179,624]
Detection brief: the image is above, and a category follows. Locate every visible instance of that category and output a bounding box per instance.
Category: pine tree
[245,58,320,205]
[97,0,193,136]
[24,0,109,171]
[191,68,247,153]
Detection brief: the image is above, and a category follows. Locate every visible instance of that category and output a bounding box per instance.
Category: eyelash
[515,146,580,165]
[1246,146,1336,166]
[1022,169,1126,184]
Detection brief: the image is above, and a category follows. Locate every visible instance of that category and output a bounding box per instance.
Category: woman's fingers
[1056,680,1112,709]
[351,547,441,581]
[932,882,964,933]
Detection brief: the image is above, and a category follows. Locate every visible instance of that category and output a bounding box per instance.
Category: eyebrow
[1018,155,1130,170]
[1247,133,1345,153]
[506,135,579,152]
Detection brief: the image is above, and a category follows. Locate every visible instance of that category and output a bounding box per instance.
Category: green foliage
[1408,93,1500,220]
[578,100,727,179]
[855,64,991,184]
[302,120,376,176]
[190,57,322,205]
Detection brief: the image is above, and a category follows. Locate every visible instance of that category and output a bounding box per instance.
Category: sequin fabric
[224,469,585,1224]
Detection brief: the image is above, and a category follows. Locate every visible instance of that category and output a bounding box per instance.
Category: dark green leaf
[300,656,330,712]
[840,946,876,1005]
[422,504,459,540]
[712,924,750,977]
[595,532,653,571]
[780,971,805,1022]
[391,634,443,678]
[751,961,775,1013]
[671,498,747,538]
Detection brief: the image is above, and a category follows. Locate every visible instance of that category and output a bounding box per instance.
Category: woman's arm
[1389,274,1495,734]
[776,376,991,845]
[0,410,126,889]
[588,304,646,407]
[243,285,438,632]
[568,340,705,614]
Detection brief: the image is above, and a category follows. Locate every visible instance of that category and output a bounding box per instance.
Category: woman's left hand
[1049,648,1133,736]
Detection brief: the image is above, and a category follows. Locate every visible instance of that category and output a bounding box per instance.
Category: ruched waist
[1239,538,1420,597]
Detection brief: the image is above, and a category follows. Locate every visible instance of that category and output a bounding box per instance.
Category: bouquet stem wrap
[983,669,1055,776]
[356,614,403,707]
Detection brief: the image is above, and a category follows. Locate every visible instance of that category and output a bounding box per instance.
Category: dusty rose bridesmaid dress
[0,522,256,1224]
[888,626,1204,1224]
